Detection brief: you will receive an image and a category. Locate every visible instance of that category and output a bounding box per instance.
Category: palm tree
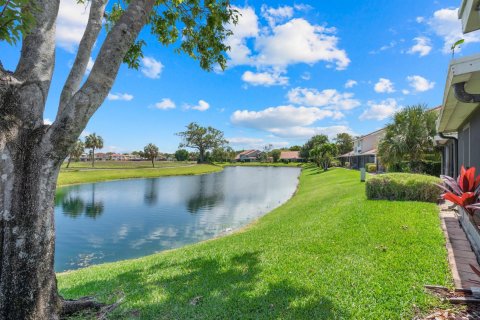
[378,105,437,172]
[84,133,104,167]
[66,140,85,168]
[144,143,159,167]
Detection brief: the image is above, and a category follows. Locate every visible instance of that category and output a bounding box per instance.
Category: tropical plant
[66,140,85,168]
[334,132,354,156]
[175,149,189,161]
[144,143,159,167]
[177,123,228,163]
[84,133,104,167]
[438,166,480,215]
[378,105,438,173]
[271,149,281,163]
[300,134,328,159]
[310,143,337,171]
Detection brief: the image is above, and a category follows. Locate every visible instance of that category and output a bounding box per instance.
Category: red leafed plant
[438,166,480,215]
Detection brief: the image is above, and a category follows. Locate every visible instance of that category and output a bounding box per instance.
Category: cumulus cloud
[241,70,288,86]
[107,92,134,101]
[268,125,355,139]
[345,79,358,88]
[231,105,335,130]
[359,99,401,121]
[141,57,163,79]
[374,78,395,93]
[56,0,90,52]
[225,6,350,71]
[227,137,289,149]
[406,75,435,92]
[407,36,432,57]
[287,87,360,111]
[44,118,53,125]
[154,98,176,110]
[186,100,210,112]
[428,8,480,53]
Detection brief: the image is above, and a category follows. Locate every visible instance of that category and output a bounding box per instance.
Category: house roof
[338,151,355,158]
[235,149,260,159]
[280,151,301,159]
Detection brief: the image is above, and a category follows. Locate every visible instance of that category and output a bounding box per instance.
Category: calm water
[54,166,300,271]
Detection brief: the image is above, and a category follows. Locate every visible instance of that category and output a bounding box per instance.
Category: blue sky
[2,0,480,153]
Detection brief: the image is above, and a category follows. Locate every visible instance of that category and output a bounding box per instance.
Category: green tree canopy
[300,134,329,159]
[334,133,354,156]
[175,149,189,161]
[177,123,228,163]
[144,143,159,167]
[66,139,85,168]
[310,143,338,171]
[84,133,103,167]
[378,105,438,172]
[271,149,281,162]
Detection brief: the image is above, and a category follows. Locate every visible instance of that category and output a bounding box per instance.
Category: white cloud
[86,57,94,73]
[226,6,349,71]
[406,75,435,92]
[154,98,176,110]
[141,57,163,79]
[407,36,432,57]
[359,98,401,121]
[287,87,360,111]
[227,137,289,149]
[369,41,397,54]
[402,89,410,95]
[345,80,357,88]
[44,118,53,125]
[428,8,480,53]
[261,5,294,27]
[56,0,90,52]
[225,6,260,66]
[231,105,336,130]
[107,92,134,101]
[301,72,311,80]
[416,16,425,23]
[374,78,395,93]
[241,70,288,86]
[255,18,350,70]
[187,100,210,112]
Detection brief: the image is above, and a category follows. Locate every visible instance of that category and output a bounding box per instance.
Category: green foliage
[144,143,159,167]
[309,142,337,170]
[366,163,376,173]
[84,133,104,167]
[175,149,189,161]
[271,149,281,163]
[300,134,328,159]
[366,173,441,202]
[69,140,85,162]
[289,145,301,151]
[334,132,354,156]
[177,122,228,163]
[0,0,36,45]
[378,105,438,173]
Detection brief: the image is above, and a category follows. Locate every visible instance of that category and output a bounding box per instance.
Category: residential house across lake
[235,150,262,162]
[279,151,303,162]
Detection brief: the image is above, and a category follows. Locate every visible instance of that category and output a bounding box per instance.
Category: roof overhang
[459,0,480,34]
[437,53,480,133]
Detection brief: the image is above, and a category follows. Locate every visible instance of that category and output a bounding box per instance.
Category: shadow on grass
[61,251,348,319]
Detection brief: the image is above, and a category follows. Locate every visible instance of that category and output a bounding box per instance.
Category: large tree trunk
[0,128,63,319]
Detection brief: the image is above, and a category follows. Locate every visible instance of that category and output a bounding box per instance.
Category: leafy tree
[0,1,236,316]
[334,133,354,156]
[300,134,329,159]
[66,140,85,168]
[289,145,301,151]
[144,143,159,167]
[211,147,228,162]
[175,149,189,161]
[271,149,281,163]
[177,123,228,163]
[310,143,338,171]
[84,133,104,167]
[378,105,438,172]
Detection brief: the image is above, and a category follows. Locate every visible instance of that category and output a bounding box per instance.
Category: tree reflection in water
[60,184,104,219]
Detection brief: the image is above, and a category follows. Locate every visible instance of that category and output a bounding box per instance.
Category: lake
[54,166,301,271]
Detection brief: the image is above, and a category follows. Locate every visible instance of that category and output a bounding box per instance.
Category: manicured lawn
[57,163,221,187]
[58,167,451,319]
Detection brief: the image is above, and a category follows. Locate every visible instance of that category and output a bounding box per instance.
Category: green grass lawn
[58,163,221,187]
[58,167,451,319]
[62,160,195,170]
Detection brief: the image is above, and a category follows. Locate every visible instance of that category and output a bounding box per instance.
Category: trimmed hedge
[366,173,441,202]
[365,163,376,173]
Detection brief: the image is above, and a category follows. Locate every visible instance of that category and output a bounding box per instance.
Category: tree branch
[59,0,108,113]
[50,0,156,154]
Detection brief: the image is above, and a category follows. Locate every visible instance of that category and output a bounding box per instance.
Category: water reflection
[54,167,300,271]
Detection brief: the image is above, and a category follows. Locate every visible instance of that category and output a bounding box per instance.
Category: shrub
[344,161,350,168]
[365,163,376,173]
[366,173,441,202]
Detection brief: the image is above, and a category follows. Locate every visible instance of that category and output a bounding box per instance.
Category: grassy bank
[58,168,451,319]
[58,162,221,187]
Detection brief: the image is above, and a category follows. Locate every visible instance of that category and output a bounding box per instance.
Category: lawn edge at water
[58,167,451,319]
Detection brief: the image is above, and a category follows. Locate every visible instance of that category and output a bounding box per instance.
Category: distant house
[235,150,262,162]
[338,128,385,170]
[279,151,302,162]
